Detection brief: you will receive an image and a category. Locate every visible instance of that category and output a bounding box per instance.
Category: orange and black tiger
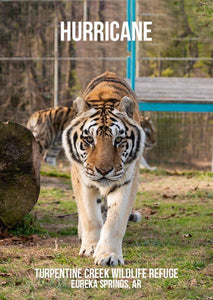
[27,106,76,166]
[27,107,155,170]
[140,116,156,149]
[27,104,143,225]
[62,71,146,266]
[140,115,157,170]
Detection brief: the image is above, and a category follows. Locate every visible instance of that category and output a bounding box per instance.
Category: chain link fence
[0,0,212,170]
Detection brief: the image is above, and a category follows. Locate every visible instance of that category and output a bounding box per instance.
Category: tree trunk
[0,121,40,227]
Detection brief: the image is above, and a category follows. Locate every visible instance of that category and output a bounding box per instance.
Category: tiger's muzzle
[85,164,124,186]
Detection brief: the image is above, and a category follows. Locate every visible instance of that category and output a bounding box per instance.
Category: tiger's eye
[84,136,94,144]
[115,136,123,144]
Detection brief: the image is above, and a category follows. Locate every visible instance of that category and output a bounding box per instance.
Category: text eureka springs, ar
[60,21,152,41]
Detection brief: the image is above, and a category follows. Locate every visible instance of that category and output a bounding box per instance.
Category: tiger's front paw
[79,243,97,257]
[93,244,124,266]
[94,252,124,266]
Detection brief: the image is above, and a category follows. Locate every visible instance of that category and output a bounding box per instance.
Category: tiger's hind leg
[72,166,103,257]
[44,146,61,166]
[140,156,157,171]
[129,211,142,222]
[101,197,141,223]
[101,197,108,223]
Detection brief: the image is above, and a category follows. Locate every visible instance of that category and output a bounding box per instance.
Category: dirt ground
[0,167,212,299]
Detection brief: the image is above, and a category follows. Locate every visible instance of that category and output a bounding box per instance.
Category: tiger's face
[63,97,144,187]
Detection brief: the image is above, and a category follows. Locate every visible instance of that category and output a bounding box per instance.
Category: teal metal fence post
[126,0,136,90]
[126,56,131,79]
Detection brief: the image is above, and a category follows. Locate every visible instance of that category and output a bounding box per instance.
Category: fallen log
[0,121,40,227]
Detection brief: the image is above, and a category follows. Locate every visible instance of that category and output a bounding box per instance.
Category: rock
[0,121,40,227]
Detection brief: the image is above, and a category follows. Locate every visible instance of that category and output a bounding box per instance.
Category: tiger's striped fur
[140,116,157,171]
[27,107,155,171]
[140,116,156,149]
[63,71,145,266]
[28,105,142,224]
[27,106,150,223]
[27,106,76,166]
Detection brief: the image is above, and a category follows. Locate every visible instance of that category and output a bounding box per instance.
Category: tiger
[62,71,145,266]
[27,105,143,223]
[27,106,76,166]
[27,107,155,172]
[140,116,157,171]
[140,116,156,150]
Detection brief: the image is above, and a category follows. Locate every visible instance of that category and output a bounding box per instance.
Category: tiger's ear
[119,96,135,118]
[73,97,90,114]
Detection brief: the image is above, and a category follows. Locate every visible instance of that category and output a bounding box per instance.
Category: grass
[40,164,71,179]
[140,168,213,178]
[0,166,212,299]
[8,214,49,237]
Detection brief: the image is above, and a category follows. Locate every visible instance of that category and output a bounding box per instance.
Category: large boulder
[0,121,40,227]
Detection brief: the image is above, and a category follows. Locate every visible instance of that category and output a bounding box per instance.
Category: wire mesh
[142,111,213,170]
[0,0,212,170]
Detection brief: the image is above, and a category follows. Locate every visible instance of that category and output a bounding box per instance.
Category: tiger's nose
[96,167,113,176]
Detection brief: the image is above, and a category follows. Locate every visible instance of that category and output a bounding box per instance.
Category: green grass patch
[8,214,50,237]
[58,227,77,236]
[1,170,212,299]
[39,188,67,199]
[40,170,70,179]
[38,188,77,214]
[40,164,71,179]
[140,168,213,178]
